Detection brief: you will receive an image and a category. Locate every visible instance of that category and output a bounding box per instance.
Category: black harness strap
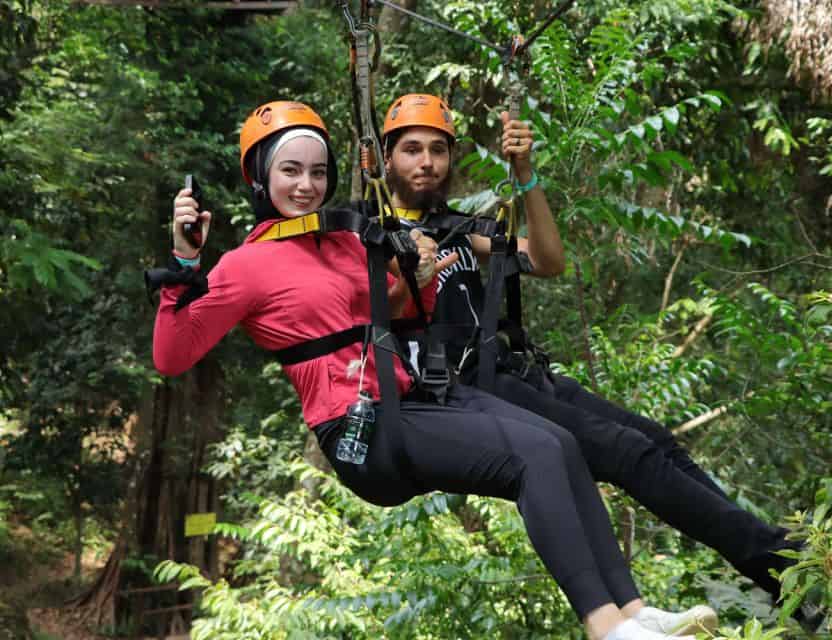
[476,228,509,392]
[364,217,405,434]
[318,207,370,234]
[145,256,209,310]
[504,235,524,343]
[273,325,367,366]
[425,210,499,249]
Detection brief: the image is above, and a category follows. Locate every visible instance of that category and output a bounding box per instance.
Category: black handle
[183,174,204,250]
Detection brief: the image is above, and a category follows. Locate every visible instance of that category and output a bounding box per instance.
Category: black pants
[316,384,640,619]
[473,367,792,596]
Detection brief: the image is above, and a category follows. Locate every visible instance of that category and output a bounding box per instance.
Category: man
[381,93,795,609]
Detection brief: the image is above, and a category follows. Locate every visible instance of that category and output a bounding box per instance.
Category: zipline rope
[367,0,577,63]
[368,0,508,56]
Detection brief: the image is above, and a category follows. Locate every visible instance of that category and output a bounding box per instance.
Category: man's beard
[386,165,453,212]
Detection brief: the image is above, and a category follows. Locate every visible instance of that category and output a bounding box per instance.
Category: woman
[153,100,712,640]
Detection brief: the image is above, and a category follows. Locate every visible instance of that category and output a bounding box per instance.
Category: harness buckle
[490,234,508,254]
[420,338,451,403]
[316,209,329,234]
[388,229,420,273]
[420,366,450,405]
[515,251,533,274]
[420,366,450,387]
[360,218,386,249]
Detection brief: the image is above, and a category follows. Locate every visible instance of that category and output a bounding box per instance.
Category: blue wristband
[514,170,539,195]
[174,253,201,268]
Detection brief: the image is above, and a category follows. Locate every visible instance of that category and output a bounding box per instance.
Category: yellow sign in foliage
[185,512,217,538]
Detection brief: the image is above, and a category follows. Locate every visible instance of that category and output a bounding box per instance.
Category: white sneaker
[635,605,718,636]
[603,619,696,640]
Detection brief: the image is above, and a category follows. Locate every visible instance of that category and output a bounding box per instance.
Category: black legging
[544,372,728,496]
[315,384,640,619]
[481,369,792,596]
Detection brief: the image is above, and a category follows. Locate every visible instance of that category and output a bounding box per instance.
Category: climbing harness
[246,208,421,388]
[393,204,535,384]
[324,0,574,400]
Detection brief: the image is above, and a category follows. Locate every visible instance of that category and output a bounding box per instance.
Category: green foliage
[204,421,305,518]
[162,459,581,639]
[0,219,101,298]
[711,285,832,420]
[705,619,787,640]
[171,456,729,639]
[750,101,799,157]
[775,478,832,629]
[550,307,718,424]
[805,117,832,178]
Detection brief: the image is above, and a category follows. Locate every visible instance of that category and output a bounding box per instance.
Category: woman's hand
[172,188,212,258]
[501,111,534,183]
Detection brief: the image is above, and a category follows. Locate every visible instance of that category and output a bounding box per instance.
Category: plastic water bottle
[335,392,376,465]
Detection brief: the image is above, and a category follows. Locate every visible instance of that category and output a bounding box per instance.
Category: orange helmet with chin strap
[382,94,455,146]
[239,101,338,215]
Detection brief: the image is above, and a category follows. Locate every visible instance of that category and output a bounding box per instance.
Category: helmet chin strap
[252,182,280,222]
[252,138,281,221]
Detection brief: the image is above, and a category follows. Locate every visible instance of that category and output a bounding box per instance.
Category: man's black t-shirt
[400,216,485,369]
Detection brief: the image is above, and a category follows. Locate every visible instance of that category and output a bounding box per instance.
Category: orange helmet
[382,94,455,142]
[239,101,337,214]
[240,101,327,182]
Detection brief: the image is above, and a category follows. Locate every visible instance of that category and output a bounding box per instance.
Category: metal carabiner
[364,177,399,229]
[496,198,518,239]
[493,177,513,200]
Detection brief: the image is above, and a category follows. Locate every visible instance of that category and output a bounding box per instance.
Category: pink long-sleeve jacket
[153,220,435,427]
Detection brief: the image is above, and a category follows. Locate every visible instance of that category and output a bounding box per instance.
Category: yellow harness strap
[396,208,424,221]
[253,208,423,244]
[380,206,423,222]
[253,212,321,243]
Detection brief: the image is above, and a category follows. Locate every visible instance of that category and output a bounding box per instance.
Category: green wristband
[173,253,201,268]
[514,170,539,194]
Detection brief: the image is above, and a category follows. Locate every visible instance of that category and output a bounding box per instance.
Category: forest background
[0,0,830,638]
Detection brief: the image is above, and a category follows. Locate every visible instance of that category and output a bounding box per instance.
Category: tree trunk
[73,493,83,585]
[301,431,332,499]
[69,356,226,636]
